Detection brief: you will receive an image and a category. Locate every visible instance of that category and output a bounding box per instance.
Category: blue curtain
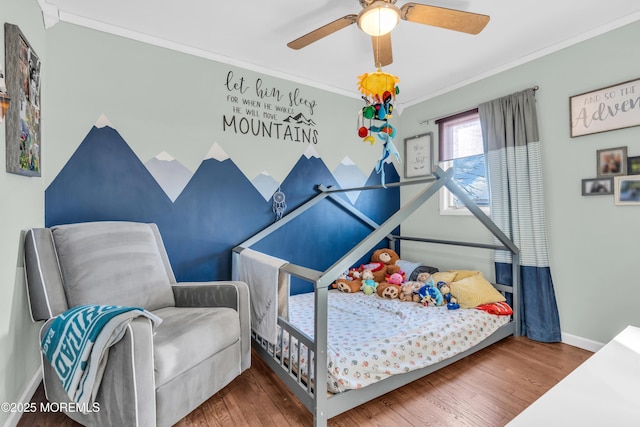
[479,88,561,342]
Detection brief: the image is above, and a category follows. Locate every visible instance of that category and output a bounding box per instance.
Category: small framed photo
[582,177,613,196]
[614,176,640,205]
[404,132,434,178]
[627,156,640,175]
[596,146,627,177]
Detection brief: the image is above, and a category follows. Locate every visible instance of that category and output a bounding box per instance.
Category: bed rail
[252,316,317,411]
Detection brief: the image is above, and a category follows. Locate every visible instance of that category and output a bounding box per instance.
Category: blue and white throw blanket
[41,304,162,408]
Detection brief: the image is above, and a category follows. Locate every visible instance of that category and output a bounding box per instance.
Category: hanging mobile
[272,187,287,220]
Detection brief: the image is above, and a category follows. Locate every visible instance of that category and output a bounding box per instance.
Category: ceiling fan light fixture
[357,1,400,37]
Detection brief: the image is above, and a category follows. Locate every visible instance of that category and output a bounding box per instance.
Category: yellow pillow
[449,273,506,309]
[431,271,458,283]
[448,270,482,281]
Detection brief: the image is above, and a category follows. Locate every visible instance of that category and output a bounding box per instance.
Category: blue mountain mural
[45,123,399,293]
[252,148,399,294]
[167,153,272,281]
[333,156,368,204]
[251,171,280,201]
[356,161,401,226]
[45,126,173,226]
[144,151,193,202]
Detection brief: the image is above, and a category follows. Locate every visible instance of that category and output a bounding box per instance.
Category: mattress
[281,290,510,393]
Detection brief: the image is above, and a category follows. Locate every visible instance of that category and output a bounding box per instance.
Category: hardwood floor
[18,336,592,427]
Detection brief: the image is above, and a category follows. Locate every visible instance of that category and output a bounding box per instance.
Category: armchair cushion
[152,306,241,388]
[52,222,175,311]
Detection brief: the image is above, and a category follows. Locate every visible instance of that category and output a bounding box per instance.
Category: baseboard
[3,368,42,427]
[561,331,604,353]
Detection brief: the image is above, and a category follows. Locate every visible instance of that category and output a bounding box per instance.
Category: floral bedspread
[282,291,510,393]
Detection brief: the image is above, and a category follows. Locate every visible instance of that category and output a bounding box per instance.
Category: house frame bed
[232,166,520,427]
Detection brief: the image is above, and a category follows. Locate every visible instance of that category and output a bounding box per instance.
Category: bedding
[449,272,506,308]
[279,291,510,393]
[238,248,290,345]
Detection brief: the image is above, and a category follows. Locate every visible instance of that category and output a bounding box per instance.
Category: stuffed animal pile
[333,248,401,294]
[332,250,460,309]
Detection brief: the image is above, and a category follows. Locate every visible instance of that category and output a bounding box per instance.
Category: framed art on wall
[596,146,627,177]
[582,177,613,196]
[614,175,640,205]
[404,132,434,178]
[570,77,640,137]
[4,23,41,176]
[627,156,640,175]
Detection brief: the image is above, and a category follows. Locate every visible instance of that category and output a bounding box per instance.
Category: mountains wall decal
[45,121,400,294]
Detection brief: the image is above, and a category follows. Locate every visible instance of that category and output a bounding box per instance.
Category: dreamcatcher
[272,187,287,220]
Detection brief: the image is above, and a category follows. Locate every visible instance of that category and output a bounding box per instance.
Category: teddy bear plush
[416,272,434,287]
[399,282,420,302]
[377,282,400,299]
[368,248,401,283]
[334,277,362,293]
[332,266,369,293]
[401,279,423,302]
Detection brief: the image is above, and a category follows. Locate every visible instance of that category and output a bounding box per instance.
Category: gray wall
[1,1,639,424]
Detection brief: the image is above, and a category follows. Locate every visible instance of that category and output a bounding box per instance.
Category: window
[436,109,490,215]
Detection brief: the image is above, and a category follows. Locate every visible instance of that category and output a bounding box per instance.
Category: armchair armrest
[172,281,247,309]
[39,317,156,426]
[171,281,251,371]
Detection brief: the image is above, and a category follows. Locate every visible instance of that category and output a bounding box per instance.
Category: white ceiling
[38,0,640,108]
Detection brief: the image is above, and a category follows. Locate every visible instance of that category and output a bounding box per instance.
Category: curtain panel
[479,88,561,342]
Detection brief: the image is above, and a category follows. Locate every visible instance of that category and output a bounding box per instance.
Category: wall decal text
[222,71,319,143]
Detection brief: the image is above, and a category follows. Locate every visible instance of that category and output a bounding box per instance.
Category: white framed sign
[404,132,433,178]
[570,77,640,137]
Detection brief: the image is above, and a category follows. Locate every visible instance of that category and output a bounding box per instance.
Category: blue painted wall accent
[45,126,174,225]
[162,155,272,281]
[45,125,400,294]
[252,154,400,294]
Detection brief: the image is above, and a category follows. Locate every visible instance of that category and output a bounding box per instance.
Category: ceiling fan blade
[400,3,490,35]
[287,15,358,49]
[372,33,393,67]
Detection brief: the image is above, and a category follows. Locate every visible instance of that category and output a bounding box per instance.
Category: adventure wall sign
[222,70,319,143]
[570,77,640,137]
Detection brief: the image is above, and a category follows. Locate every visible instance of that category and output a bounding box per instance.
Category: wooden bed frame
[232,167,520,427]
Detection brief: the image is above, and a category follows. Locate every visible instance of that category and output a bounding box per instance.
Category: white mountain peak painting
[145,152,193,202]
[303,145,320,159]
[205,142,229,162]
[333,156,367,204]
[155,151,175,161]
[251,171,280,202]
[94,114,113,129]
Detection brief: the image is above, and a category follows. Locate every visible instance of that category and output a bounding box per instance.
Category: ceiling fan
[287,0,490,67]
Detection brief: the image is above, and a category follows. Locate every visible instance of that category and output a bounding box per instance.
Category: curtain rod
[418,85,539,125]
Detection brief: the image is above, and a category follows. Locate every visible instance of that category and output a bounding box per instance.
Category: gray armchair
[23,221,251,427]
